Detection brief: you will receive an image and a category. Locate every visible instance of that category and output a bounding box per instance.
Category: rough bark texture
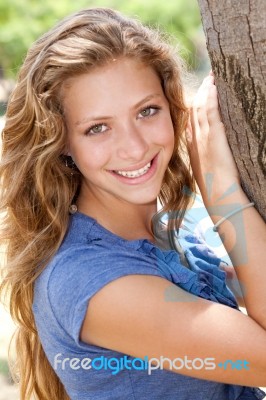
[197,0,266,220]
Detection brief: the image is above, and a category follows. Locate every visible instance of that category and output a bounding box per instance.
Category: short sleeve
[47,245,165,346]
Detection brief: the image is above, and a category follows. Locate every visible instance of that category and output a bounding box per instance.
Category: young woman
[0,7,265,400]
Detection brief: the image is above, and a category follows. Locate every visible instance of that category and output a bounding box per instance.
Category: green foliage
[0,357,10,377]
[0,0,202,78]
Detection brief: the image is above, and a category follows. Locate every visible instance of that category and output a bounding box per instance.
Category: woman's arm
[187,73,266,329]
[80,274,266,386]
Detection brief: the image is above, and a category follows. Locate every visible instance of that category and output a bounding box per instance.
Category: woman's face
[62,57,175,208]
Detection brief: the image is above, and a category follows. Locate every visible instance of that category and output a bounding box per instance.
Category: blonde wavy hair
[0,7,195,399]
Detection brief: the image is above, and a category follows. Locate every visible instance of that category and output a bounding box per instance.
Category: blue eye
[139,106,160,118]
[86,123,108,136]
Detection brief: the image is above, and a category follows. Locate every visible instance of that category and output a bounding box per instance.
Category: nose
[116,121,149,161]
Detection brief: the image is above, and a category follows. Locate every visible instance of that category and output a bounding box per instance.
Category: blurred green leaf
[0,0,203,78]
[0,357,10,377]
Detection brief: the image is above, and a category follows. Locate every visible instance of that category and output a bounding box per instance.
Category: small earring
[69,204,78,214]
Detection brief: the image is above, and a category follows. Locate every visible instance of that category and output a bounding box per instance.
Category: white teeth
[115,162,151,178]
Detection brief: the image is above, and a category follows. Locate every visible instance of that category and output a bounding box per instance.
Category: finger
[193,100,209,139]
[185,116,193,144]
[206,85,223,126]
[219,264,236,280]
[193,76,214,109]
[190,75,216,145]
[189,106,200,142]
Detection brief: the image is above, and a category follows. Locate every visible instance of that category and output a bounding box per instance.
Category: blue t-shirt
[33,212,265,400]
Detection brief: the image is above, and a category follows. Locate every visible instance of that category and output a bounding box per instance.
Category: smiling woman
[0,7,266,400]
[62,58,174,225]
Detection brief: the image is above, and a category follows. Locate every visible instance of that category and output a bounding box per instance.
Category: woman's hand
[187,73,240,208]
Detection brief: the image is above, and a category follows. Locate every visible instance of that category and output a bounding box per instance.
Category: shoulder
[33,222,167,343]
[34,217,167,316]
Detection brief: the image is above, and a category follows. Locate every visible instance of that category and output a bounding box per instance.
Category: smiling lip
[107,153,159,185]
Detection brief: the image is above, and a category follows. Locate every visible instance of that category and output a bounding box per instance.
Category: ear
[62,144,71,157]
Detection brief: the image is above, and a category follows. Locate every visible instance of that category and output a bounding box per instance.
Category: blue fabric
[33,212,265,400]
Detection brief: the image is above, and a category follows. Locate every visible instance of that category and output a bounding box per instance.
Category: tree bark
[197,0,266,220]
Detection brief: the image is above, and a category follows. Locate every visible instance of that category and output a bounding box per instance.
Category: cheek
[162,123,175,160]
[71,142,111,172]
[157,119,175,148]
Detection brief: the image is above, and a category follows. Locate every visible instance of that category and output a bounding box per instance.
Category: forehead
[62,57,162,99]
[61,57,165,120]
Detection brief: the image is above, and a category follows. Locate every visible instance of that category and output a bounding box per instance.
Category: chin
[126,192,159,206]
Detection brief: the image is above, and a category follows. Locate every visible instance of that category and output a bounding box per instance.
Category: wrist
[212,202,254,232]
[202,180,247,209]
[204,184,250,223]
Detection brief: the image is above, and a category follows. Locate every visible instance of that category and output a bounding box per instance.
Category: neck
[77,189,157,242]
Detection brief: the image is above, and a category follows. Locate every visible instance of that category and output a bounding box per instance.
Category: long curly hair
[0,7,195,399]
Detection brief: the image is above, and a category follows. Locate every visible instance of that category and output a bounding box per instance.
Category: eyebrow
[74,93,162,126]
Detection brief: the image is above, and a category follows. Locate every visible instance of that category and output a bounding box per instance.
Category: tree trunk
[197,0,266,220]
